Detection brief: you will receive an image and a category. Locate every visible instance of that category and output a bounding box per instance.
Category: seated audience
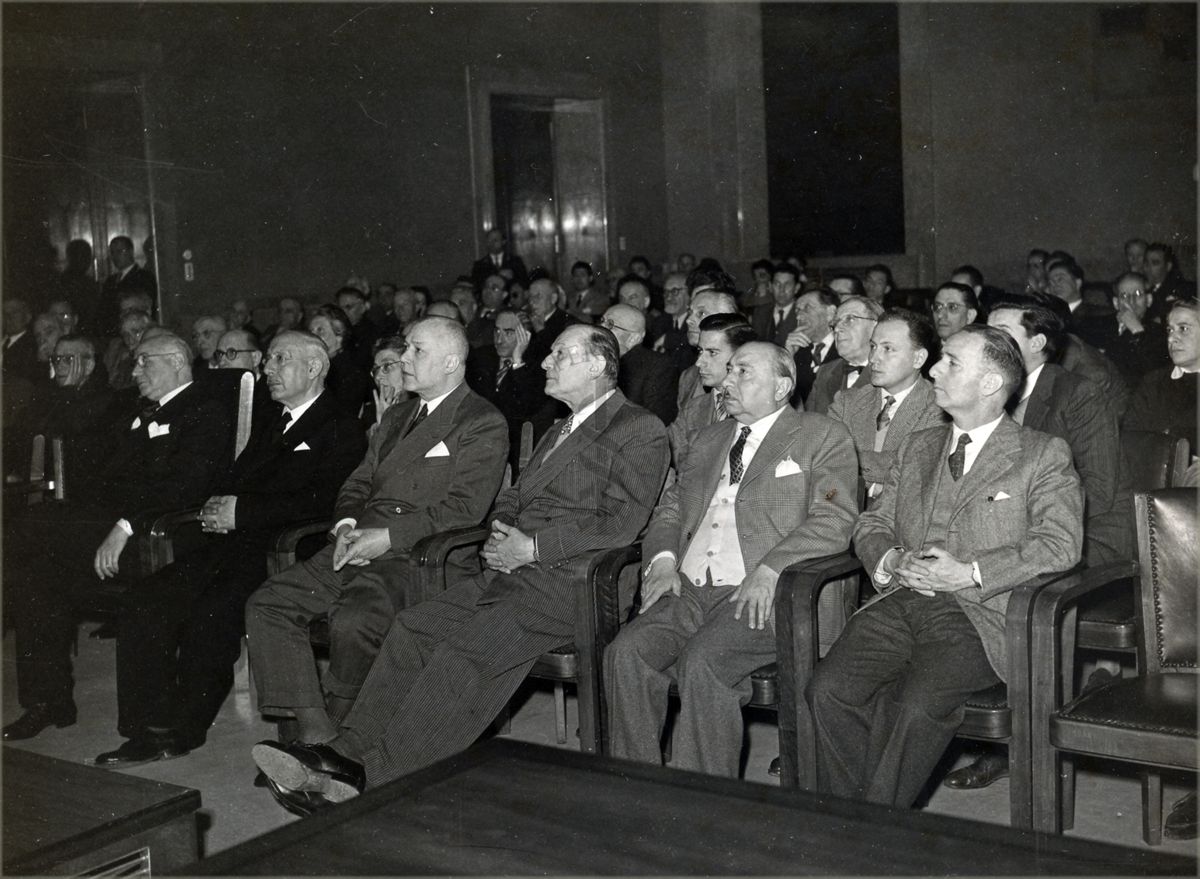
[32,312,62,370]
[807,325,1084,807]
[828,309,945,505]
[364,334,411,441]
[424,300,462,322]
[1024,248,1048,295]
[366,282,397,329]
[96,330,366,764]
[336,286,381,369]
[617,274,671,349]
[2,332,237,741]
[1045,259,1114,352]
[450,286,492,349]
[308,304,372,420]
[1144,242,1196,325]
[479,273,510,321]
[931,281,979,341]
[262,296,304,348]
[471,227,528,291]
[3,297,39,382]
[465,308,557,475]
[741,258,775,311]
[106,309,155,391]
[605,342,857,777]
[213,328,263,373]
[251,324,669,813]
[1123,297,1199,457]
[806,295,882,415]
[602,303,679,425]
[863,264,895,306]
[525,278,577,366]
[1107,271,1169,382]
[656,271,695,371]
[227,298,253,331]
[48,299,80,337]
[191,314,227,371]
[677,282,741,408]
[827,273,864,300]
[565,260,608,323]
[1124,238,1147,275]
[752,262,802,348]
[784,286,840,407]
[245,318,508,746]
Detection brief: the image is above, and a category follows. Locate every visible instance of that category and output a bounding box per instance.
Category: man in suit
[191,314,227,372]
[751,263,802,347]
[785,287,840,407]
[618,275,672,350]
[471,228,528,292]
[676,286,741,408]
[337,286,382,368]
[656,271,695,371]
[97,331,366,763]
[251,324,670,812]
[3,297,39,381]
[828,309,945,505]
[565,260,609,323]
[97,236,157,335]
[450,286,493,350]
[931,282,979,341]
[465,308,557,475]
[1144,242,1197,325]
[261,297,305,349]
[807,325,1084,808]
[1106,272,1169,382]
[606,342,858,777]
[245,317,509,745]
[668,315,756,473]
[603,304,679,425]
[525,278,577,367]
[1123,298,1198,456]
[806,295,881,415]
[1046,258,1115,352]
[3,332,237,740]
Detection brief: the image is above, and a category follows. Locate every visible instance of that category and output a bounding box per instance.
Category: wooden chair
[1031,489,1197,845]
[774,551,1070,829]
[410,525,640,754]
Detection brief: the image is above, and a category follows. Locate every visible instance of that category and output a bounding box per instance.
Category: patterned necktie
[876,395,896,431]
[728,425,752,485]
[948,433,972,481]
[403,403,428,437]
[714,391,728,421]
[811,341,825,369]
[544,414,574,460]
[496,358,512,390]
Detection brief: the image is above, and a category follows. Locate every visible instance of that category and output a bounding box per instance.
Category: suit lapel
[907,422,949,542]
[952,417,1021,519]
[379,384,468,470]
[682,421,735,543]
[738,407,802,490]
[279,391,335,452]
[519,391,625,499]
[883,378,932,452]
[1019,366,1056,430]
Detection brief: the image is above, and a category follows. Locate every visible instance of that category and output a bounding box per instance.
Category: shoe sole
[252,744,358,803]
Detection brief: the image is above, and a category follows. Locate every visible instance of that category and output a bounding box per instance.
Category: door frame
[464,63,611,278]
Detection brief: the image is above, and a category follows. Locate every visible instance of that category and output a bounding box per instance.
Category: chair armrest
[134,506,203,573]
[268,518,331,576]
[411,525,491,600]
[774,552,865,790]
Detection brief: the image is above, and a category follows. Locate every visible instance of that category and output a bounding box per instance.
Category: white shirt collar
[950,413,1005,476]
[6,330,26,347]
[283,390,323,430]
[118,263,135,280]
[1067,298,1082,313]
[815,332,835,358]
[1017,362,1045,403]
[156,380,193,408]
[418,381,461,415]
[774,302,794,319]
[880,378,918,408]
[1171,365,1198,379]
[564,388,617,436]
[724,405,788,478]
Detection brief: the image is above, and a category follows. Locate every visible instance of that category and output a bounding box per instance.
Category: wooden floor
[2,626,1196,861]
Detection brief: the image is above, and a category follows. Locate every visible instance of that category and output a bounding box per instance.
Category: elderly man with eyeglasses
[244,317,509,751]
[2,332,238,742]
[602,303,679,425]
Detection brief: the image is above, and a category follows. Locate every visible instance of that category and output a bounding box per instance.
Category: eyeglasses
[600,317,636,334]
[665,286,688,296]
[1117,290,1146,301]
[133,352,175,368]
[832,315,877,330]
[50,354,89,367]
[371,359,403,377]
[931,302,966,314]
[214,348,258,362]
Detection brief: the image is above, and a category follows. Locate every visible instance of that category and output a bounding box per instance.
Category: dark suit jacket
[326,349,373,421]
[464,315,495,350]
[97,264,158,334]
[2,331,41,382]
[676,364,705,411]
[855,417,1084,678]
[221,390,366,536]
[827,377,946,494]
[656,321,697,373]
[479,390,669,625]
[1058,333,1129,419]
[792,341,839,408]
[1107,323,1169,383]
[752,302,798,348]
[643,311,673,351]
[646,407,858,578]
[1017,363,1132,565]
[85,379,237,522]
[333,382,509,559]
[806,359,871,416]
[526,309,577,368]
[619,345,679,425]
[466,346,558,474]
[1068,301,1117,353]
[1122,367,1197,452]
[471,252,528,290]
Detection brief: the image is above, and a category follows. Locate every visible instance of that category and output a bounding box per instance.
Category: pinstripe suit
[605,407,859,776]
[827,377,946,501]
[331,390,670,787]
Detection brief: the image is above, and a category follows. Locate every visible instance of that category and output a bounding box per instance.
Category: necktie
[948,433,971,481]
[845,365,863,386]
[714,391,728,421]
[278,410,293,433]
[544,414,574,460]
[403,403,428,437]
[496,358,512,390]
[775,308,786,329]
[140,401,161,422]
[811,341,825,369]
[876,395,896,431]
[728,425,752,485]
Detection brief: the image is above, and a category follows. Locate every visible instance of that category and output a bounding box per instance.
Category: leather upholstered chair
[1030,489,1197,845]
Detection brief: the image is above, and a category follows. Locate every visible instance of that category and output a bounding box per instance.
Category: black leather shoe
[2,703,77,741]
[943,753,1009,789]
[95,732,190,767]
[1165,792,1197,840]
[252,740,365,802]
[262,774,334,817]
[768,756,781,778]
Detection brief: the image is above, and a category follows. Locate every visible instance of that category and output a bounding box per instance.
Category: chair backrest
[1134,488,1198,674]
[235,370,256,459]
[1122,429,1189,491]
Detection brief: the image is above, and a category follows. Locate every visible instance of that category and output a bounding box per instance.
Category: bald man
[602,304,678,425]
[245,317,510,745]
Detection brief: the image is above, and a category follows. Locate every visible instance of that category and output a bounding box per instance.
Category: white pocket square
[294,442,312,451]
[130,417,142,430]
[425,441,450,458]
[992,491,1011,501]
[147,421,171,438]
[774,456,802,477]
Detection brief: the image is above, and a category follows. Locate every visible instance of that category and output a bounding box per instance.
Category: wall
[4,3,669,325]
[900,3,1196,289]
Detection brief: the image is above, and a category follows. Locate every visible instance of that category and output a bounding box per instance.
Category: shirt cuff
[646,551,677,577]
[332,517,357,535]
[874,546,904,585]
[971,561,982,587]
[116,518,133,536]
[533,532,540,563]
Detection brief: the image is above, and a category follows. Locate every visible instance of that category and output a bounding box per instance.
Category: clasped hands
[885,546,976,594]
[639,558,779,630]
[199,495,237,533]
[481,520,536,574]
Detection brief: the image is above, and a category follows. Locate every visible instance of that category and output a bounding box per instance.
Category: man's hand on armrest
[481,520,536,574]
